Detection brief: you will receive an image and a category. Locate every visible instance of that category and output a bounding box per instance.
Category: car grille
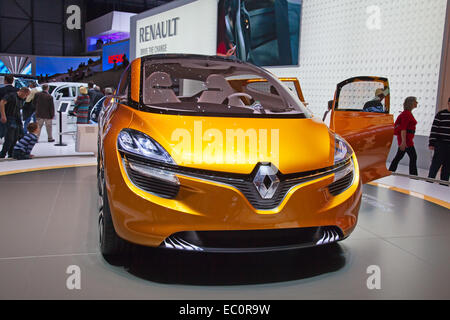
[327,171,354,196]
[122,153,352,209]
[207,175,316,210]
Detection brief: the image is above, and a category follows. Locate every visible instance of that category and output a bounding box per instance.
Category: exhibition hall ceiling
[0,0,176,55]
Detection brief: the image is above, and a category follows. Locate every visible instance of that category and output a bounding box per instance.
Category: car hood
[128,111,334,175]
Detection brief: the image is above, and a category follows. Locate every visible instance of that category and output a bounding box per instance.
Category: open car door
[330,76,394,184]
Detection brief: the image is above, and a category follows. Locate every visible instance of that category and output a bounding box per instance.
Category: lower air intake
[316,228,341,245]
[328,171,354,196]
[159,226,343,252]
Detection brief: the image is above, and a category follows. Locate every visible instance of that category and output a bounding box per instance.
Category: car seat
[198,74,245,107]
[146,71,180,104]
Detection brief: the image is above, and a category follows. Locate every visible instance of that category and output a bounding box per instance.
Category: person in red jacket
[388,96,418,175]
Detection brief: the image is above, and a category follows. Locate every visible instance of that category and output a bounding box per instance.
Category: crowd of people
[73,81,113,124]
[0,75,112,160]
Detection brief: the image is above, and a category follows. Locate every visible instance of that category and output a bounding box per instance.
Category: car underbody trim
[159,226,344,253]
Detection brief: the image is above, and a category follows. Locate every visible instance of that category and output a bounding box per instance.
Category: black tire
[96,146,102,196]
[99,181,131,264]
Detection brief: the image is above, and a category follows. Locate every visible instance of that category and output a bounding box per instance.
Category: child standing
[12,122,39,160]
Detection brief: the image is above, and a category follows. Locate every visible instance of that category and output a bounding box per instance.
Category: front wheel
[99,180,131,263]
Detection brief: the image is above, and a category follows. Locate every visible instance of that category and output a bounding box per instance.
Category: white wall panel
[268,0,447,136]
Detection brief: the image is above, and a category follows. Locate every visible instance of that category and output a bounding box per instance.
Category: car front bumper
[103,144,362,252]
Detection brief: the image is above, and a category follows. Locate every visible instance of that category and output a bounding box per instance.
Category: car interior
[142,61,300,115]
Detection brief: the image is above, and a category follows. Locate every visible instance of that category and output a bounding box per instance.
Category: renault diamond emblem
[253,164,280,199]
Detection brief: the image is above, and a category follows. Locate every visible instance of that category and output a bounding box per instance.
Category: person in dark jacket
[363,88,386,113]
[0,75,18,99]
[428,97,450,183]
[0,75,19,139]
[91,87,113,122]
[34,84,55,142]
[89,85,104,115]
[22,82,39,134]
[0,87,30,158]
[87,81,96,102]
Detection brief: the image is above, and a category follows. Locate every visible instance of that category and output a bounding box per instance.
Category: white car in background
[0,75,39,89]
[47,82,88,114]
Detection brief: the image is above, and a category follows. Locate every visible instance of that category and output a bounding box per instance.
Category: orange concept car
[97,54,394,258]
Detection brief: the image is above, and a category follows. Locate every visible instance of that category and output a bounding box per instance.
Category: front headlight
[118,129,180,197]
[118,129,176,165]
[334,134,353,165]
[334,158,354,182]
[331,134,355,189]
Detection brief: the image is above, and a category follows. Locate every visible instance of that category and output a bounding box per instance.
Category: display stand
[55,101,70,146]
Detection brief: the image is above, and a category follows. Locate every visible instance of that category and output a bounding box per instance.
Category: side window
[117,67,130,100]
[243,79,287,111]
[281,81,297,94]
[336,81,388,113]
[280,80,306,103]
[48,86,56,94]
[247,81,278,95]
[56,87,70,98]
[70,87,77,97]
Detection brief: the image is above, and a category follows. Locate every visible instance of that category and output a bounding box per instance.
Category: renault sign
[131,0,218,60]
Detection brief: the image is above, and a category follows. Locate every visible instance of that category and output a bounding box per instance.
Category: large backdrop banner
[217,0,302,66]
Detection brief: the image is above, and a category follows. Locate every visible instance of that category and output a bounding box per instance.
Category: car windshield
[142,58,310,118]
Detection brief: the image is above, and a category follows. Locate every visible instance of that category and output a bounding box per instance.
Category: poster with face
[217,0,302,66]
